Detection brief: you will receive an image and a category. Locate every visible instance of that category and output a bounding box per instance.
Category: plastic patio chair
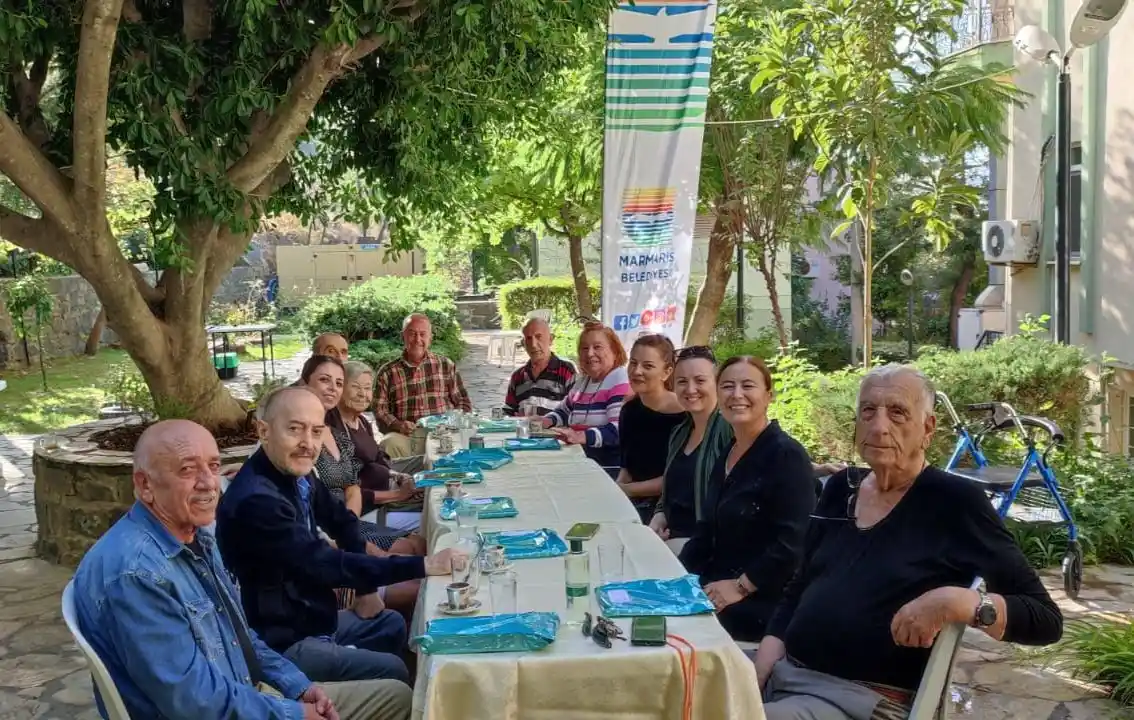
[61,580,132,720]
[907,576,983,720]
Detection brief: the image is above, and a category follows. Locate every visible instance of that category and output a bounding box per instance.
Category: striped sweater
[546,366,631,469]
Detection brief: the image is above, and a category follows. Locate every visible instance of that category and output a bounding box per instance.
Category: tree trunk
[84,306,106,356]
[862,162,877,367]
[686,211,734,346]
[755,246,789,348]
[948,254,976,349]
[567,233,593,319]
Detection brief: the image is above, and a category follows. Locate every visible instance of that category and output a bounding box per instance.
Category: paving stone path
[0,332,1127,718]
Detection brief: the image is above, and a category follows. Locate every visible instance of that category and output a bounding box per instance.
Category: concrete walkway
[0,332,1126,718]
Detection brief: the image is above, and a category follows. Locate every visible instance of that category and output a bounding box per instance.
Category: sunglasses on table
[582,612,626,649]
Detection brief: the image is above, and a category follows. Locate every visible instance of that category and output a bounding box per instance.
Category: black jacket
[679,420,815,604]
[216,450,425,652]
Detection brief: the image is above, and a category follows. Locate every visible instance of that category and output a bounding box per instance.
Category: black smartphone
[565,522,600,541]
[630,616,667,647]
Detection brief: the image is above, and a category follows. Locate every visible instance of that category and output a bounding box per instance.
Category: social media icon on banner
[613,314,630,331]
[666,305,678,323]
[629,313,641,329]
[641,309,655,326]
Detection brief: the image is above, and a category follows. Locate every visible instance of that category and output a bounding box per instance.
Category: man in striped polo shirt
[503,317,576,417]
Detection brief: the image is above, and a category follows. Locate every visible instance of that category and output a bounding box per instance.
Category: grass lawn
[0,334,304,435]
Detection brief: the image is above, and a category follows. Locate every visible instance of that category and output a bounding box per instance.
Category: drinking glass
[597,543,625,584]
[455,500,479,540]
[454,536,481,591]
[490,570,518,615]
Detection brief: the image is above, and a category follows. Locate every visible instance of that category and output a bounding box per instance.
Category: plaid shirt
[373,351,472,434]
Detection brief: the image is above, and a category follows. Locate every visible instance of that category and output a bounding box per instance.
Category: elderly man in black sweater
[753,365,1062,720]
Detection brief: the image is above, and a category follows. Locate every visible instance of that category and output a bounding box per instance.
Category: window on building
[1127,394,1134,458]
[1071,143,1082,256]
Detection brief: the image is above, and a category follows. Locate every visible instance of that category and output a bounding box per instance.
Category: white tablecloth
[420,444,643,548]
[411,445,764,720]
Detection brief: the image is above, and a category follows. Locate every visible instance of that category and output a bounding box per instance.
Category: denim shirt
[72,502,311,720]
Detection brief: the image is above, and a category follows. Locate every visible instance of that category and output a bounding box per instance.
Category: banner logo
[620,188,675,247]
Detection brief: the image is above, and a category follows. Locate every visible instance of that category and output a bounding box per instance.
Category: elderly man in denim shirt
[72,419,411,720]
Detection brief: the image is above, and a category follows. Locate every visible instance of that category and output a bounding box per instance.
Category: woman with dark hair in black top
[616,334,687,523]
[679,355,816,643]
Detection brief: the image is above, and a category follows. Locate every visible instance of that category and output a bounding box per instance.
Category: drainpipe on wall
[1079,38,1107,335]
[1037,0,1065,332]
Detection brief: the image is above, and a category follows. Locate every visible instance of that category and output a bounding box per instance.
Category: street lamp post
[1014,0,1129,344]
[900,269,915,360]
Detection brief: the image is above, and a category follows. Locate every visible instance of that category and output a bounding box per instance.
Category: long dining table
[409,439,764,720]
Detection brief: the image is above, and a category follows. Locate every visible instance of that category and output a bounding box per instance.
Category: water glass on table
[490,570,518,615]
[455,501,479,540]
[597,542,625,584]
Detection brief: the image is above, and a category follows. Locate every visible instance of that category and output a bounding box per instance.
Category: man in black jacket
[217,387,461,685]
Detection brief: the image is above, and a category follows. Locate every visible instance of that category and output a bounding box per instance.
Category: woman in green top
[649,346,733,554]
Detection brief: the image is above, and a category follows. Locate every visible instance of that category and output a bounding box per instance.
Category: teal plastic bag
[477,419,519,434]
[434,448,515,471]
[440,496,518,520]
[503,437,561,451]
[595,575,715,617]
[480,528,568,559]
[416,414,450,429]
[413,612,560,655]
[413,469,484,489]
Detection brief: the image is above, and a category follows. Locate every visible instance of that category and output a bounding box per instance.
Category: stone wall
[0,273,127,367]
[455,299,500,330]
[33,418,256,567]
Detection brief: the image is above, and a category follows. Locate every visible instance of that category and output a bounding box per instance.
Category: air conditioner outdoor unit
[982,220,1040,265]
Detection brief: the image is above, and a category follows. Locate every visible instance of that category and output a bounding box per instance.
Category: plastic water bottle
[564,539,590,625]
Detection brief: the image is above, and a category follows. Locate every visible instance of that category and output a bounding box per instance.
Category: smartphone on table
[565,522,600,541]
[630,616,667,647]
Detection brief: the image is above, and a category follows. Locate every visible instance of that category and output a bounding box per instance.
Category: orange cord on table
[667,634,696,720]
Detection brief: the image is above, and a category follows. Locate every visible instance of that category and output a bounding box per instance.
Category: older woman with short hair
[542,322,631,475]
[754,364,1062,720]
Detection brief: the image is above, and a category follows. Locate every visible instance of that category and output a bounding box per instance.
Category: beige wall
[536,214,792,339]
[1001,0,1134,357]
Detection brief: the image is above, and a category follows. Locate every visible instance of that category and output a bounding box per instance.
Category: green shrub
[552,323,583,362]
[713,327,780,363]
[1050,444,1134,565]
[684,289,749,346]
[1045,619,1134,705]
[497,277,601,330]
[297,275,465,365]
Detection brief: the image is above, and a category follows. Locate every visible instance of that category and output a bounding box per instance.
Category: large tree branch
[0,111,79,233]
[183,0,213,41]
[0,206,79,268]
[72,0,126,223]
[8,55,52,149]
[225,7,423,195]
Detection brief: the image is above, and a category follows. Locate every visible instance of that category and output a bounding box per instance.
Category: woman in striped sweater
[543,322,631,477]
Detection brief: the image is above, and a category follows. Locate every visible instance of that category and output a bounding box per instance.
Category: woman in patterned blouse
[299,355,425,555]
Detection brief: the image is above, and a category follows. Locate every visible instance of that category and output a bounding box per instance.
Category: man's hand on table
[397,420,416,436]
[300,685,339,720]
[391,474,417,502]
[704,579,746,610]
[425,547,468,576]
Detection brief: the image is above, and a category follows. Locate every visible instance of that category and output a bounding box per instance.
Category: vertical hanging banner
[601,0,717,347]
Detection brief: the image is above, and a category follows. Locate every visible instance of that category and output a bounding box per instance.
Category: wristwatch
[973,580,997,628]
[735,577,752,598]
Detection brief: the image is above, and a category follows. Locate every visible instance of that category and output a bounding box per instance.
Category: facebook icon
[613,314,630,331]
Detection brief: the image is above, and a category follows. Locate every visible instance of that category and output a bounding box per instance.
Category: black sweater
[768,466,1063,691]
[679,421,815,603]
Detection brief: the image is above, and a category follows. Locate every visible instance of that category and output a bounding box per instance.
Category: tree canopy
[0,0,616,428]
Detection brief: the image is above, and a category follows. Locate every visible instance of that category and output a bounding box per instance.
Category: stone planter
[33,418,257,567]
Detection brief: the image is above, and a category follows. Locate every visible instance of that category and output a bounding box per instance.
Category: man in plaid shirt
[374,314,472,457]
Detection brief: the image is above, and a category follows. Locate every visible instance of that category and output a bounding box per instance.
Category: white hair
[858,364,936,419]
[521,316,550,334]
[402,313,431,331]
[343,360,374,385]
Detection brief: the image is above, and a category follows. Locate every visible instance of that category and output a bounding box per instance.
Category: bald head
[133,420,221,542]
[313,332,348,362]
[521,317,552,365]
[257,387,325,477]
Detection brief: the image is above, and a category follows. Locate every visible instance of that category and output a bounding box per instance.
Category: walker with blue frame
[936,391,1083,599]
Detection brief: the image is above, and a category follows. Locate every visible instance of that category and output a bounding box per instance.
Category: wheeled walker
[936,391,1083,599]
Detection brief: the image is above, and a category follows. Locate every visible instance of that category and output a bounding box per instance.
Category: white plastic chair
[62,579,132,719]
[908,576,983,720]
